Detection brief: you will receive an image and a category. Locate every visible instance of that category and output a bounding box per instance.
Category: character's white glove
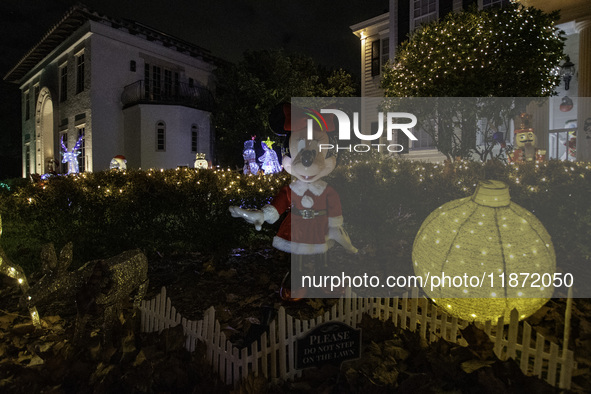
[328,226,358,254]
[229,206,265,231]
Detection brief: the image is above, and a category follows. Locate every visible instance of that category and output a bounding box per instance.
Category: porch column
[576,19,591,161]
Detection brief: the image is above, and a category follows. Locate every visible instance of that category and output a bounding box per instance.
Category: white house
[351,0,591,162]
[3,4,219,177]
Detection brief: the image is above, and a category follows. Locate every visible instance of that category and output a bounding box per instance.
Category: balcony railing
[121,80,214,112]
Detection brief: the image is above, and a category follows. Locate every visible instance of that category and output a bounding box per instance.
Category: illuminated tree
[381,3,565,160]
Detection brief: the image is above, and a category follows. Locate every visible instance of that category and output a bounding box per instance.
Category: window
[144,64,178,100]
[144,63,150,97]
[24,90,30,120]
[60,64,68,102]
[76,52,85,94]
[412,0,437,28]
[371,40,381,77]
[77,127,86,172]
[164,69,172,97]
[188,78,194,88]
[482,0,508,9]
[174,72,180,97]
[191,125,198,153]
[156,121,166,151]
[411,129,436,149]
[130,60,136,72]
[381,38,390,68]
[153,66,161,99]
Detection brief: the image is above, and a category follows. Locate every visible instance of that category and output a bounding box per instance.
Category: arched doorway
[35,87,55,174]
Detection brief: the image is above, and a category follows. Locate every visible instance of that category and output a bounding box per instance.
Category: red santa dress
[261,180,344,254]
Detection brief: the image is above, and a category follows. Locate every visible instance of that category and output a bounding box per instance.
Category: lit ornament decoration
[0,214,41,327]
[412,180,555,324]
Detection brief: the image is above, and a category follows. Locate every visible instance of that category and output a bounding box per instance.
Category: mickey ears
[269,103,292,135]
[269,102,336,135]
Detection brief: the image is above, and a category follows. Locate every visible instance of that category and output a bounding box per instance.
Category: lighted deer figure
[61,134,84,175]
[21,242,149,343]
[0,214,41,327]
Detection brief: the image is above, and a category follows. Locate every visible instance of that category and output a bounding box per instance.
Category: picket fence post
[139,287,574,390]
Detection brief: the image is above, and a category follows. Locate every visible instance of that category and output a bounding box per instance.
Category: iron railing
[121,80,214,112]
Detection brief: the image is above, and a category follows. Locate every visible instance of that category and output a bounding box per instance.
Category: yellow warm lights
[0,215,41,327]
[412,180,555,324]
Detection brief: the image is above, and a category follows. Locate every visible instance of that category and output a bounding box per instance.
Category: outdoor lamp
[560,55,575,91]
[412,180,555,324]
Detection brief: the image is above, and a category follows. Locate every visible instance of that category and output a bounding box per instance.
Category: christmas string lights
[0,215,41,327]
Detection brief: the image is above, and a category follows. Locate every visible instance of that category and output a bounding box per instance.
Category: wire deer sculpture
[60,134,84,175]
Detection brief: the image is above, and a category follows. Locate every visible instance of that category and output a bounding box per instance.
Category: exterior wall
[17,17,216,176]
[133,104,211,169]
[89,20,215,171]
[19,24,93,176]
[355,0,583,163]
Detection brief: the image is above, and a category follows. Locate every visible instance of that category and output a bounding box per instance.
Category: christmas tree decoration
[243,137,260,175]
[412,180,555,324]
[61,134,85,175]
[258,139,282,174]
[109,155,127,170]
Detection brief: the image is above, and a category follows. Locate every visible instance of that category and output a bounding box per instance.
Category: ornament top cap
[472,180,511,207]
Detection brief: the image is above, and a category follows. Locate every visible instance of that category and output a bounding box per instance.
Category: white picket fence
[140,287,575,389]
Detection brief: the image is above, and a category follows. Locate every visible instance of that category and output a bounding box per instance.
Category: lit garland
[0,215,40,327]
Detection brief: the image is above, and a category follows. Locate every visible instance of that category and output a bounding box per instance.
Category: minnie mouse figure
[229,103,357,299]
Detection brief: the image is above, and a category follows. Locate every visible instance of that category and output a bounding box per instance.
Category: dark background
[0,0,389,180]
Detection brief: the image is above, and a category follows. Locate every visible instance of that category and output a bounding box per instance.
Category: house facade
[4,4,218,177]
[351,0,591,162]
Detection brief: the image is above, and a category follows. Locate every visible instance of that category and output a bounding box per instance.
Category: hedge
[0,156,589,274]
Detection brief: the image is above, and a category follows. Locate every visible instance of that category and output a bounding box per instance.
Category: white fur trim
[328,216,344,227]
[290,180,327,196]
[301,195,314,208]
[262,205,280,224]
[272,237,328,254]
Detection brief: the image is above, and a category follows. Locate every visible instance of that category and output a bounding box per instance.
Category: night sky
[0,0,389,179]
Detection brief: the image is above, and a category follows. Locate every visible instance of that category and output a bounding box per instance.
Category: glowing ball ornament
[412,180,555,324]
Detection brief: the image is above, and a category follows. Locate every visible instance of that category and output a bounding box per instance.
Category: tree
[214,50,357,167]
[381,3,565,161]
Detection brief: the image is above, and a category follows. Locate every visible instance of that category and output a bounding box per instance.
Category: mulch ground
[0,246,590,393]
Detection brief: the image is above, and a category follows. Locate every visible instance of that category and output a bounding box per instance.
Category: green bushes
[1,158,589,274]
[331,154,591,275]
[0,168,288,270]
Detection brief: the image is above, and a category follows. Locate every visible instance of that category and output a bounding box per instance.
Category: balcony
[121,80,214,112]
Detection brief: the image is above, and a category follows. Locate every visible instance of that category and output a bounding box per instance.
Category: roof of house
[3,3,223,84]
